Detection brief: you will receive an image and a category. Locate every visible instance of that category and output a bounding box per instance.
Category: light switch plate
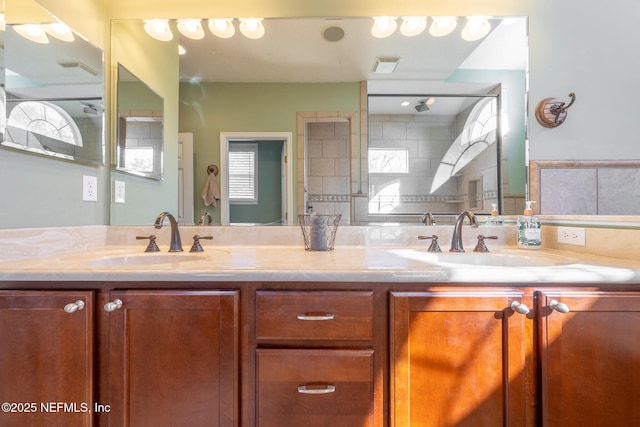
[82,175,98,202]
[114,180,126,203]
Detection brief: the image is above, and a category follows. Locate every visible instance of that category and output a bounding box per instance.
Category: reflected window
[7,100,83,147]
[229,143,258,203]
[124,147,154,173]
[369,148,409,174]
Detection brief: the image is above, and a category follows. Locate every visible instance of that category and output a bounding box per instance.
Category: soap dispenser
[517,201,541,249]
[486,203,503,226]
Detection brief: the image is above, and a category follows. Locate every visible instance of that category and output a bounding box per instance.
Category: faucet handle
[190,235,214,252]
[473,235,498,252]
[136,235,160,252]
[418,235,442,252]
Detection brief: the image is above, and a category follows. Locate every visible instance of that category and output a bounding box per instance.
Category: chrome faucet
[421,212,436,226]
[199,212,213,225]
[450,211,479,252]
[154,212,183,252]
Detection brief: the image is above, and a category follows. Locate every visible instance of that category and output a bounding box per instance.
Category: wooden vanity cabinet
[390,291,531,427]
[255,290,381,427]
[0,290,94,427]
[106,289,239,427]
[536,290,640,426]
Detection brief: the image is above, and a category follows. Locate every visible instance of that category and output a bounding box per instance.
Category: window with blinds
[229,143,258,203]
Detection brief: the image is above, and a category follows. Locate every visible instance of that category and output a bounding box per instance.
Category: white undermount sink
[88,253,208,267]
[393,249,578,268]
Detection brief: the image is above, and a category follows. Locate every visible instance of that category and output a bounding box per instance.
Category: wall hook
[207,164,219,176]
[535,92,576,128]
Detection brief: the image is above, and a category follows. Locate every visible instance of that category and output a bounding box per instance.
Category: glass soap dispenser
[517,201,542,249]
[486,203,503,226]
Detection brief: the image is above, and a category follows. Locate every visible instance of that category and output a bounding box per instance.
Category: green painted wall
[179,82,360,223]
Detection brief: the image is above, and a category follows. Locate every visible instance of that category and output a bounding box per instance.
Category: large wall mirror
[115,63,164,180]
[1,18,104,165]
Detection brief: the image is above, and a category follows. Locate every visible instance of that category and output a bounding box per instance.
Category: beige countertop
[0,225,639,283]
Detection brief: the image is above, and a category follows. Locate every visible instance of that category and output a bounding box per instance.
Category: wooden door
[0,290,94,427]
[390,291,529,427]
[537,290,640,426]
[107,290,238,427]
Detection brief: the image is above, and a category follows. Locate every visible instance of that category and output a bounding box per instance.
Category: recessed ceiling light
[401,101,410,107]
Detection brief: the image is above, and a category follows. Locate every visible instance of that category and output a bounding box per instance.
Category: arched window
[6,100,83,147]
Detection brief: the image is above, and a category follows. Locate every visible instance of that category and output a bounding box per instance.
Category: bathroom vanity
[0,225,639,427]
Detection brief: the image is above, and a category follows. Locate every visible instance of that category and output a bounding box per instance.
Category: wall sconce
[535,93,576,128]
[208,18,235,38]
[239,18,264,39]
[43,22,74,42]
[144,19,173,41]
[371,16,397,38]
[177,19,205,40]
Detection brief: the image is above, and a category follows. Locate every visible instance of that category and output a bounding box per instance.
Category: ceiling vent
[415,101,430,112]
[58,62,100,77]
[372,57,400,73]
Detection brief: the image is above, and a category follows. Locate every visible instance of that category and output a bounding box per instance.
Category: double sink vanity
[1,220,639,426]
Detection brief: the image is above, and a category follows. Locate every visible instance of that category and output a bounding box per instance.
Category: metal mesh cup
[298,214,341,251]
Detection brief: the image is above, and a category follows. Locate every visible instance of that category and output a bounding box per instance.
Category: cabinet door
[537,290,640,426]
[0,290,94,427]
[257,348,374,427]
[106,290,238,427]
[390,291,529,427]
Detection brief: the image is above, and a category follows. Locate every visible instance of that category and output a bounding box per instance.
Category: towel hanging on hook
[207,164,219,176]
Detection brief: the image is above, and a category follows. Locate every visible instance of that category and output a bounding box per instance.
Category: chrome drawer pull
[104,299,123,312]
[297,385,336,394]
[64,300,85,313]
[296,313,335,321]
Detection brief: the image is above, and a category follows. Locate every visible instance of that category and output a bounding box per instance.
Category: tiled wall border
[530,160,640,215]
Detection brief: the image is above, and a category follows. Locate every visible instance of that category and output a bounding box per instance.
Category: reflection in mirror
[368,93,501,217]
[1,22,104,165]
[116,64,164,180]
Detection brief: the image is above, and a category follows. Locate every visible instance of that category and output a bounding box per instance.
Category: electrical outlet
[557,226,586,246]
[82,175,98,202]
[114,180,126,204]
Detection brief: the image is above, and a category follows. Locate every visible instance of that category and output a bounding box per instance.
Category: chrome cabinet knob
[549,300,570,313]
[104,299,123,312]
[64,300,85,313]
[510,301,530,315]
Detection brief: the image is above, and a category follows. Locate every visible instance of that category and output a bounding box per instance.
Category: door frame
[220,132,294,225]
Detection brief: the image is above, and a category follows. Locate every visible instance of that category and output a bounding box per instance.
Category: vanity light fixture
[13,24,49,44]
[43,22,74,42]
[178,45,186,55]
[208,18,235,38]
[177,19,205,40]
[429,16,458,37]
[461,16,491,41]
[239,18,265,39]
[144,19,173,41]
[371,16,397,38]
[400,16,427,37]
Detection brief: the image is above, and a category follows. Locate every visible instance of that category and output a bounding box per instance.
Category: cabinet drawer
[257,348,374,427]
[256,291,373,341]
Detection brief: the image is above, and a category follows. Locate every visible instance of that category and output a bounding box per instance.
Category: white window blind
[229,143,258,203]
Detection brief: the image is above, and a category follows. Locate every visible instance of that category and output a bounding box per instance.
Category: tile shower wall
[306,121,351,222]
[368,114,499,216]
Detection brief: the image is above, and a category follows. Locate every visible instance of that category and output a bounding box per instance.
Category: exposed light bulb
[144,19,173,41]
[44,22,74,42]
[371,16,397,38]
[208,18,235,38]
[239,18,264,39]
[177,19,205,40]
[13,24,49,44]
[178,45,186,55]
[400,16,427,37]
[429,16,458,37]
[461,16,491,41]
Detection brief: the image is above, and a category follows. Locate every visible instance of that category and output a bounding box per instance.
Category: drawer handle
[297,313,335,321]
[297,385,336,394]
[510,301,530,315]
[549,300,570,313]
[104,299,123,312]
